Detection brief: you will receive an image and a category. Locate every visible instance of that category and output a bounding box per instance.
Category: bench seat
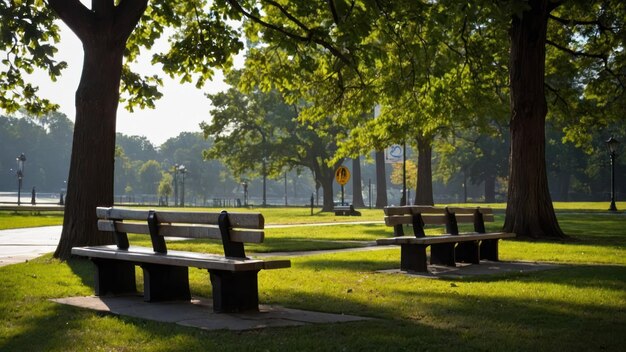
[333,205,361,216]
[377,206,516,273]
[72,207,290,313]
[376,232,515,246]
[72,245,290,272]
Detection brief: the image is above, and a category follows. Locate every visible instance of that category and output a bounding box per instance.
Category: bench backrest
[96,207,264,258]
[384,206,494,237]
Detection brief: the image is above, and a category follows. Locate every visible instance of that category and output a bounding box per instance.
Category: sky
[28,22,233,146]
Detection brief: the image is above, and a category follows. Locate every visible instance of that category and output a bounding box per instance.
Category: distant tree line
[2,112,620,206]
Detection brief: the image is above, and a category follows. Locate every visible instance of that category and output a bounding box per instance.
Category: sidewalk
[0,226,61,266]
[0,222,383,267]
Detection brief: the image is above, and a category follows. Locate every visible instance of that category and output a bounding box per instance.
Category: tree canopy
[2,0,625,254]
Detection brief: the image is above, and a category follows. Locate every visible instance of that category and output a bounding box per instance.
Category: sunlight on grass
[0,206,625,351]
[0,211,63,230]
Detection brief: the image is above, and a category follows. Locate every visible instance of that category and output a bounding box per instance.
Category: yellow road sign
[335,166,351,186]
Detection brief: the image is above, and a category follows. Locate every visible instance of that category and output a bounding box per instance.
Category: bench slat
[384,206,494,216]
[385,213,494,226]
[96,207,264,229]
[97,220,264,243]
[376,232,516,245]
[71,245,290,271]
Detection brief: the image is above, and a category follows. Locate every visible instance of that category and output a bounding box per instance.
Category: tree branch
[328,0,340,25]
[544,83,569,108]
[115,0,148,42]
[46,0,94,41]
[548,14,617,32]
[226,0,356,70]
[546,39,607,60]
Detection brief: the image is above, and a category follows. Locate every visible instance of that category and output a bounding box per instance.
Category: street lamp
[16,153,26,206]
[172,163,179,206]
[179,165,187,207]
[606,137,620,211]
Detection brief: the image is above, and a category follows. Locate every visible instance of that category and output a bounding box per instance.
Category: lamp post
[172,163,179,206]
[179,165,187,207]
[606,137,620,211]
[16,153,26,206]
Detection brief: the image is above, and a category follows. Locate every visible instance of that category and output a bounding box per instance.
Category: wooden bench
[72,207,290,313]
[376,206,515,273]
[334,205,361,216]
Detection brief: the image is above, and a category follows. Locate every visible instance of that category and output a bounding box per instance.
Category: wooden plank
[71,245,290,271]
[97,220,264,243]
[385,215,448,226]
[447,207,494,215]
[384,213,494,226]
[384,206,494,216]
[376,232,515,246]
[384,206,440,215]
[96,207,264,229]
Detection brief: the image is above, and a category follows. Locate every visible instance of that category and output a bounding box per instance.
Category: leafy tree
[203,71,345,211]
[157,172,173,205]
[497,0,625,238]
[390,159,417,197]
[0,112,72,192]
[116,134,158,162]
[137,160,161,194]
[159,132,232,205]
[1,0,243,259]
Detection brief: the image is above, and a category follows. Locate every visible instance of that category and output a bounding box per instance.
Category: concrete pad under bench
[52,295,373,331]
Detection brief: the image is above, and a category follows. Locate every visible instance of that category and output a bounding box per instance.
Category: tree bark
[484,174,496,203]
[504,0,565,239]
[556,173,570,201]
[414,135,434,205]
[351,157,365,207]
[320,166,336,212]
[51,0,148,259]
[375,150,388,208]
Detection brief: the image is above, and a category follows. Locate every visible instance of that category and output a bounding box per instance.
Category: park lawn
[0,211,63,230]
[1,241,625,351]
[1,202,623,230]
[1,211,625,350]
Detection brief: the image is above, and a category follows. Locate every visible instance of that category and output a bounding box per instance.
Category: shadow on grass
[2,255,625,351]
[444,264,626,289]
[66,257,95,288]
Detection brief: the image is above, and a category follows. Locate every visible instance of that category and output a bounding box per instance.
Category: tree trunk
[320,167,335,212]
[51,0,148,259]
[504,0,565,239]
[556,173,570,201]
[485,174,496,203]
[351,157,365,208]
[414,135,434,205]
[375,150,388,208]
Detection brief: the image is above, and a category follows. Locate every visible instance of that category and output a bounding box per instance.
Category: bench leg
[480,239,500,261]
[430,243,456,266]
[91,258,136,296]
[141,264,190,302]
[209,270,260,313]
[400,244,428,273]
[455,241,480,264]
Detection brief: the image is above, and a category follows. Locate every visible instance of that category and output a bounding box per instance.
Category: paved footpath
[0,226,62,266]
[0,222,383,267]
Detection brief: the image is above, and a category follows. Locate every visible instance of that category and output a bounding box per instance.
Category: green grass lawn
[0,205,625,351]
[0,211,64,230]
